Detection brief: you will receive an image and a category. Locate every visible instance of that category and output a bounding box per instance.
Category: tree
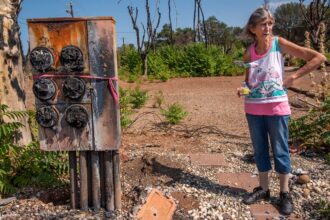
[273,3,306,45]
[204,16,243,53]
[205,16,226,46]
[128,0,161,77]
[0,0,31,144]
[173,28,194,45]
[168,0,173,44]
[156,23,172,46]
[193,0,208,46]
[299,0,330,49]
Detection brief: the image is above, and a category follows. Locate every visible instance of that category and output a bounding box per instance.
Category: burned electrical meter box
[27,17,121,151]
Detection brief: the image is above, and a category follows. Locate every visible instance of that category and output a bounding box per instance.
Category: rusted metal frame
[113,150,121,210]
[69,151,78,209]
[79,151,88,210]
[104,151,115,211]
[87,20,120,151]
[91,151,101,210]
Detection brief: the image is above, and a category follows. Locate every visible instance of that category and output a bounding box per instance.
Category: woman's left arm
[278,37,327,88]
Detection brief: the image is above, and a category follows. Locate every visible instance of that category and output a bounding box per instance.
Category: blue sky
[18,0,301,53]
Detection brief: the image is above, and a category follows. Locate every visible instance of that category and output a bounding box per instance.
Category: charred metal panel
[34,76,93,151]
[88,19,121,151]
[28,17,120,151]
[38,103,93,151]
[27,20,89,73]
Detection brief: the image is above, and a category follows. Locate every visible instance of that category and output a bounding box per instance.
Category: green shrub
[118,43,245,80]
[324,52,330,63]
[0,105,68,196]
[326,153,330,165]
[130,88,148,109]
[317,199,330,219]
[119,87,133,128]
[12,142,68,188]
[289,95,330,151]
[119,46,141,74]
[161,103,188,124]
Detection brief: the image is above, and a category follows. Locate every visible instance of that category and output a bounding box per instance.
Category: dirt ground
[121,67,321,148]
[1,68,329,219]
[117,68,329,218]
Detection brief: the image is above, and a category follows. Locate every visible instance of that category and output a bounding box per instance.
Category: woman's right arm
[243,49,250,84]
[237,49,250,97]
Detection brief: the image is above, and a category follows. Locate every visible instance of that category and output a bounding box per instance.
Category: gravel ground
[1,72,329,219]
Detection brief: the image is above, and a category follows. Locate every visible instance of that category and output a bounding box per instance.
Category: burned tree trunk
[193,0,208,46]
[299,0,330,50]
[128,0,161,78]
[197,0,208,47]
[168,0,173,44]
[0,0,31,144]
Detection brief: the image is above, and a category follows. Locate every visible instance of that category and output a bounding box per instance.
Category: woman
[239,7,326,215]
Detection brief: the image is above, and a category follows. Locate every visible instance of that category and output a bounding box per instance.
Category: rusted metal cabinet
[28,17,120,151]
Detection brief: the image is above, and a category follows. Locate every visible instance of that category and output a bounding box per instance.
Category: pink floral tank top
[244,37,291,115]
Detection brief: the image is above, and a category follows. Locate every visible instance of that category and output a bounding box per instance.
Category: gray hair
[242,7,275,41]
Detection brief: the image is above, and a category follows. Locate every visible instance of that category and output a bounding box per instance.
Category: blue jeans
[246,114,291,174]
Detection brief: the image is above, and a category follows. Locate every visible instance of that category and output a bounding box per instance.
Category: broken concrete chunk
[136,189,176,220]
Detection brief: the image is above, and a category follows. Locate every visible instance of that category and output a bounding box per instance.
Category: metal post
[69,151,78,209]
[91,151,101,210]
[79,151,88,210]
[104,151,115,211]
[113,150,121,210]
[87,151,93,206]
[99,151,106,208]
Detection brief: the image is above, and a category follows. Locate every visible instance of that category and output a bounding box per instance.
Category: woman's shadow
[143,156,249,198]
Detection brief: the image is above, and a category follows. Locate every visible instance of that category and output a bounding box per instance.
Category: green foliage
[119,87,133,128]
[119,87,149,128]
[0,104,68,196]
[119,45,141,74]
[273,3,306,44]
[317,199,330,219]
[129,88,148,109]
[326,153,330,165]
[325,52,330,63]
[118,43,245,81]
[289,95,330,151]
[161,103,188,124]
[12,142,68,188]
[119,45,142,82]
[147,52,172,81]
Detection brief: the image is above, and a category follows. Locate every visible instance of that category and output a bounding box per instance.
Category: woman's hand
[283,74,296,88]
[237,88,242,97]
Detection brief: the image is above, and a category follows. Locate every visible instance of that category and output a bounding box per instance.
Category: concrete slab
[136,189,176,220]
[250,204,301,220]
[171,192,199,213]
[217,172,259,192]
[189,153,227,167]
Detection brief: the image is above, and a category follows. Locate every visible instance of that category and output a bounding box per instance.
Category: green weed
[161,103,188,124]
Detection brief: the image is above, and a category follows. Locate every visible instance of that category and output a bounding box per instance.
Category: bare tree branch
[168,0,173,43]
[128,6,141,52]
[197,0,208,47]
[127,0,161,77]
